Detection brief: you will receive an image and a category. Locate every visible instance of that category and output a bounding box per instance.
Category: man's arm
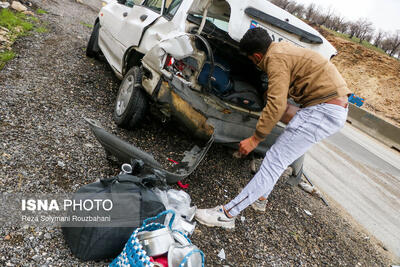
[239,57,291,155]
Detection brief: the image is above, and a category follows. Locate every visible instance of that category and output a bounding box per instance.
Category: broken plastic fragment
[217,248,225,260]
[177,181,189,189]
[304,209,312,216]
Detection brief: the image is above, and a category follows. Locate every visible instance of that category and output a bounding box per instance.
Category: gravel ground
[0,0,395,266]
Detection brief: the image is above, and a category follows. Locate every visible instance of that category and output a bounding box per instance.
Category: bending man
[195,27,351,229]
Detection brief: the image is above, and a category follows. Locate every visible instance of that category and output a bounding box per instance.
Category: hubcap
[115,74,134,116]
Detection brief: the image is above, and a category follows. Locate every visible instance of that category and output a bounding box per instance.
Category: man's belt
[326,98,349,108]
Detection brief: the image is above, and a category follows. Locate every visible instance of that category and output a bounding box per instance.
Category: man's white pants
[224,103,348,216]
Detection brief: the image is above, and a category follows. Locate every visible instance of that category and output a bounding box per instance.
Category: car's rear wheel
[86,21,100,58]
[113,67,148,129]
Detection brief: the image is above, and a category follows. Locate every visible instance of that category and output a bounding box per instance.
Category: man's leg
[195,103,348,227]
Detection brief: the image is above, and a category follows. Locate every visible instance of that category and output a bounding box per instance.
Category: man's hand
[239,136,261,156]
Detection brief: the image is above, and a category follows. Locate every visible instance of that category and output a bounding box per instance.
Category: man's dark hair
[239,27,272,56]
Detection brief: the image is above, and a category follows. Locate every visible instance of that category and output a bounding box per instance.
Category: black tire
[113,67,148,129]
[86,21,100,58]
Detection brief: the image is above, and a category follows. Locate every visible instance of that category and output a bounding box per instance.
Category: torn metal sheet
[85,118,213,184]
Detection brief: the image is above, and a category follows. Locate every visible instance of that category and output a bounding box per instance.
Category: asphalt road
[304,123,400,259]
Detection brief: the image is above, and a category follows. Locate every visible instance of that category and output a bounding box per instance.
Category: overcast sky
[294,0,400,34]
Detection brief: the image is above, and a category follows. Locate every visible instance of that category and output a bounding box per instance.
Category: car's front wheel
[113,67,148,129]
[86,21,101,58]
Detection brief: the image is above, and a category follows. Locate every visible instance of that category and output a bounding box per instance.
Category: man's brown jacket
[254,41,351,141]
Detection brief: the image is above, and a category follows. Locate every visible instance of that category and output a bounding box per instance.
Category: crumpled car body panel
[85,118,214,184]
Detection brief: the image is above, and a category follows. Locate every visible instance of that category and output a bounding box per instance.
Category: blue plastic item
[198,56,232,94]
[348,93,365,107]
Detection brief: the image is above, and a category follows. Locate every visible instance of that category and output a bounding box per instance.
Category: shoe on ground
[195,205,235,229]
[251,198,268,212]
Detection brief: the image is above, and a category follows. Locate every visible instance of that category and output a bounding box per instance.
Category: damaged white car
[86,0,337,183]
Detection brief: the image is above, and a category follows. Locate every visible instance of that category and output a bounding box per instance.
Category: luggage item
[62,169,166,261]
[198,56,232,94]
[111,210,205,267]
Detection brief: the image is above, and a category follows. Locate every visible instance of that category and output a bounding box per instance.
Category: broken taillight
[164,55,175,67]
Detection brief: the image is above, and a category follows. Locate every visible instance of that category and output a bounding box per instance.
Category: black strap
[100,174,143,186]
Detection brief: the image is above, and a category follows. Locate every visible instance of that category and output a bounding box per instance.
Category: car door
[118,0,164,49]
[99,0,163,74]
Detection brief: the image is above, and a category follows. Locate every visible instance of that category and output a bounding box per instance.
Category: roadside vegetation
[0,8,47,69]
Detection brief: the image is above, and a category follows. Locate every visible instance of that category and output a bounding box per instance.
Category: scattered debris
[177,180,189,189]
[0,1,10,8]
[4,235,11,240]
[304,210,313,216]
[232,151,243,159]
[217,248,226,260]
[57,160,65,168]
[299,181,322,198]
[11,1,27,12]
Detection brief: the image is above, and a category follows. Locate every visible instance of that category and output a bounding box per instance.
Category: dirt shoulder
[318,27,400,127]
[0,0,396,266]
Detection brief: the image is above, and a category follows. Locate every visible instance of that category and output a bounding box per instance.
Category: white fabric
[225,103,348,216]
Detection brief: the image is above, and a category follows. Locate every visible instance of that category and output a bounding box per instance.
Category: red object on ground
[153,255,168,266]
[177,181,189,189]
[167,158,179,165]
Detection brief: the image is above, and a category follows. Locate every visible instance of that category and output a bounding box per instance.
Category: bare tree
[304,3,317,21]
[337,20,349,34]
[380,31,400,56]
[328,15,346,32]
[270,0,293,10]
[387,31,400,56]
[348,22,360,38]
[357,18,374,43]
[286,3,305,18]
[315,6,334,26]
[373,29,387,47]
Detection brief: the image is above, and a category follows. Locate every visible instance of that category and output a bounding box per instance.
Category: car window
[143,0,163,13]
[164,0,182,19]
[120,0,142,7]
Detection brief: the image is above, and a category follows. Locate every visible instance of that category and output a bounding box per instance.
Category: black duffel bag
[61,173,165,261]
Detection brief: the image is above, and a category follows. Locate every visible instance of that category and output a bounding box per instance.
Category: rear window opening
[170,14,267,112]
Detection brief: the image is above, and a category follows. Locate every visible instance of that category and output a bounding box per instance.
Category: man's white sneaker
[195,206,236,229]
[251,198,268,212]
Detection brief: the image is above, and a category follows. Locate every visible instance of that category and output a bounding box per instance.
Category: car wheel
[86,21,100,58]
[113,67,148,129]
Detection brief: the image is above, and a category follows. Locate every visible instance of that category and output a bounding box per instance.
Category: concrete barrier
[346,104,400,151]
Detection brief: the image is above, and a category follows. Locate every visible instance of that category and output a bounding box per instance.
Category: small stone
[57,161,65,168]
[84,143,94,148]
[32,255,40,261]
[44,233,51,239]
[0,1,10,8]
[4,235,11,240]
[240,216,245,222]
[6,262,13,267]
[11,1,27,12]
[23,10,35,16]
